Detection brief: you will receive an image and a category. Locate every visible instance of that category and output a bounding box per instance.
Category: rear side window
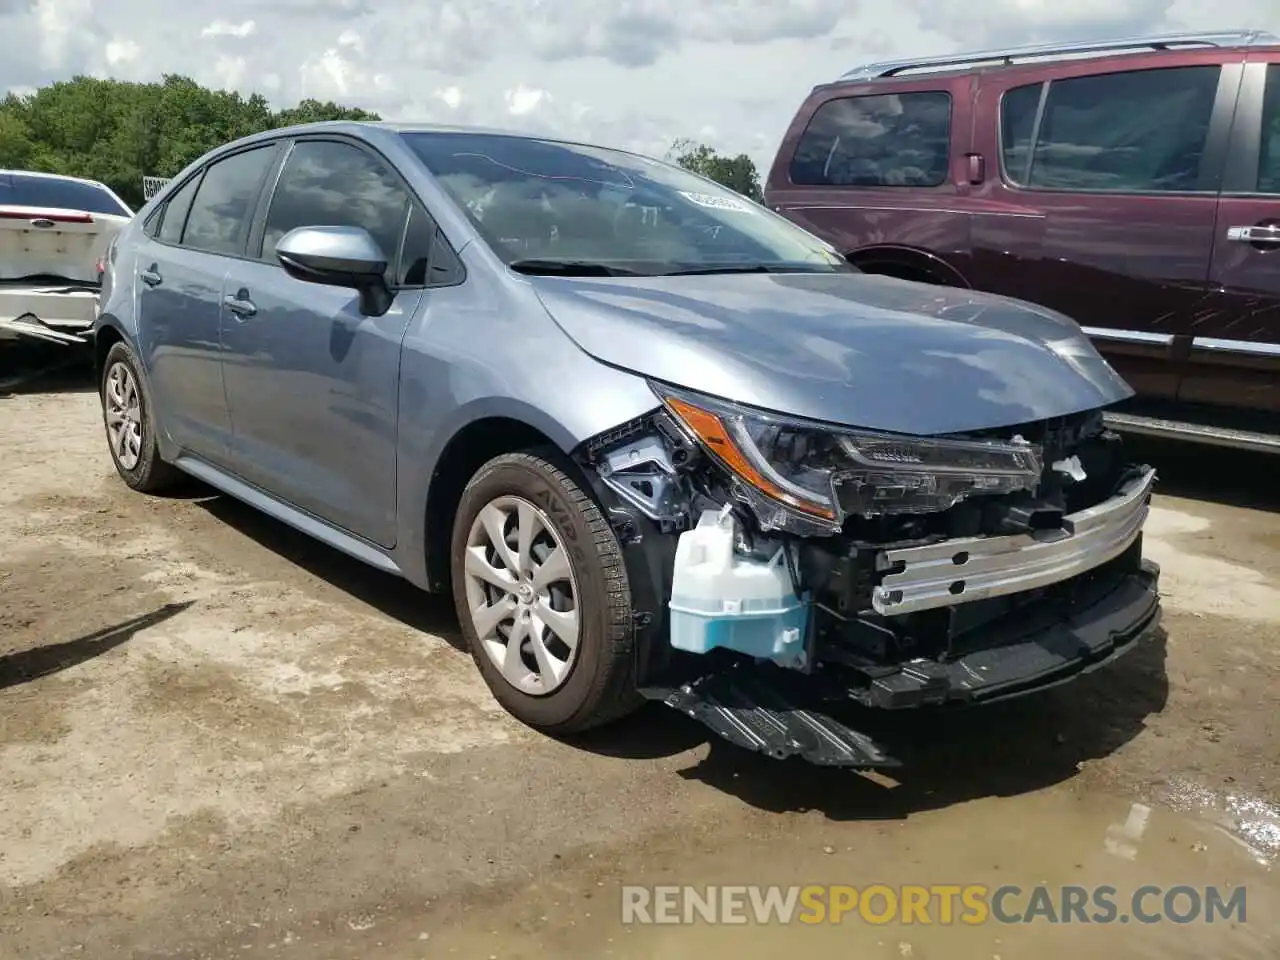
[182,146,276,256]
[1000,84,1042,184]
[261,139,409,273]
[1002,66,1222,193]
[1258,64,1280,194]
[0,173,131,216]
[789,92,952,188]
[157,174,202,245]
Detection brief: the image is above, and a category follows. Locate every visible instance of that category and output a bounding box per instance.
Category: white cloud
[200,19,255,39]
[212,54,249,92]
[435,86,463,110]
[504,84,546,117]
[2,0,1279,174]
[104,38,140,67]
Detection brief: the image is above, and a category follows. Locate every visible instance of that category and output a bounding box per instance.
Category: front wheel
[450,451,641,733]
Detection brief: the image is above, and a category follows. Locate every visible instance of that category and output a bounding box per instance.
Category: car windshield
[0,172,131,217]
[402,132,850,275]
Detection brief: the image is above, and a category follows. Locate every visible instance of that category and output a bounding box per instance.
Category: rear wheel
[100,341,183,493]
[450,451,641,733]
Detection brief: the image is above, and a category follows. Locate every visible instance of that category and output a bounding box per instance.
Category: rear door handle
[139,266,162,287]
[1226,224,1280,245]
[223,291,257,318]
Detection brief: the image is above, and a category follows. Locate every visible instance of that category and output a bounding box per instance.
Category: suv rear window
[789,91,952,188]
[1001,65,1222,193]
[0,173,131,216]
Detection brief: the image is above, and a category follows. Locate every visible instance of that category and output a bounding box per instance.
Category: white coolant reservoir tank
[668,508,809,669]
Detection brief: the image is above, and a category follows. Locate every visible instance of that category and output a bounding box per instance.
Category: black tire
[450,450,641,733]
[99,340,184,494]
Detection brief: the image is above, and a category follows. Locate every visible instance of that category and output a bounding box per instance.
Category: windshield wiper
[507,258,644,277]
[660,262,850,277]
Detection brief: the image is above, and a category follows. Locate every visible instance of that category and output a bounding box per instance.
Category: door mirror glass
[275,225,392,315]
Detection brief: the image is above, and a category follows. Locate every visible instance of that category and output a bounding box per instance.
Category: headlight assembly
[652,383,1044,534]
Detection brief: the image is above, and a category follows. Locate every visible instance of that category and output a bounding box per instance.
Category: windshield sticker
[679,191,754,213]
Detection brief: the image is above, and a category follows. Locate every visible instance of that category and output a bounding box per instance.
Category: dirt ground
[1,362,1277,959]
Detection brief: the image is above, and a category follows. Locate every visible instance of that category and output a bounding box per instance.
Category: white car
[0,170,133,344]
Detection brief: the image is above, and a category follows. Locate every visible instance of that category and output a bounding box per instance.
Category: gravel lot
[1,367,1277,959]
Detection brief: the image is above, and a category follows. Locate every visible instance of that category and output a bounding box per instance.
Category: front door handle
[223,291,257,318]
[1226,224,1280,245]
[139,265,163,287]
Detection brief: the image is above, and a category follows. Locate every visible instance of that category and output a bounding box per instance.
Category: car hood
[527,271,1133,436]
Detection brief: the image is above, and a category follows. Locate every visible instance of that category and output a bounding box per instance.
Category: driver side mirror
[275,225,393,317]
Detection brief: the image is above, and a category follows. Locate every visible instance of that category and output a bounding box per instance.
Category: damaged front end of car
[574,382,1161,768]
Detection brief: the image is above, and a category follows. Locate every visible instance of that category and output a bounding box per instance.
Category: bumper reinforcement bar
[872,466,1156,616]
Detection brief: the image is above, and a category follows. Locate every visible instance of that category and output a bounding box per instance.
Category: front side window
[788,92,952,188]
[1006,65,1222,193]
[1258,64,1280,194]
[402,132,848,273]
[182,146,276,256]
[0,172,131,216]
[262,140,410,273]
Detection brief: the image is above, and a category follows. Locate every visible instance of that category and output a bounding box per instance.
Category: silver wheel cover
[462,495,581,696]
[104,361,144,471]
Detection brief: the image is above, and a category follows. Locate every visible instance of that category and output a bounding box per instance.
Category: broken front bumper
[856,553,1160,709]
[645,555,1161,766]
[872,467,1155,615]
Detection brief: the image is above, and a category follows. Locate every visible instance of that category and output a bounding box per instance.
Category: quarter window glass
[1021,66,1221,192]
[1258,64,1280,194]
[158,174,201,245]
[182,147,275,255]
[399,203,461,286]
[1000,83,1042,183]
[262,140,409,277]
[789,92,952,188]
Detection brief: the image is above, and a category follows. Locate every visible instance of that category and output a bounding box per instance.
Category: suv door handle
[223,292,257,318]
[140,266,163,287]
[1226,225,1280,245]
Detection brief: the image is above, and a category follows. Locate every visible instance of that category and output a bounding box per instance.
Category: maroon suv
[765,30,1280,452]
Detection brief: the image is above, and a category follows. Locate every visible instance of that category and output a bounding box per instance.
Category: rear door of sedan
[134,143,282,463]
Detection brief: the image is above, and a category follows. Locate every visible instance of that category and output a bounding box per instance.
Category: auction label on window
[679,191,752,212]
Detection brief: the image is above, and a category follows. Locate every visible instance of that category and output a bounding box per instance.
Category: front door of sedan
[220,137,426,548]
[135,144,280,463]
[1182,58,1280,413]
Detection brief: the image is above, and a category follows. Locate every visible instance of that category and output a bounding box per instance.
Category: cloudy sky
[3,0,1279,173]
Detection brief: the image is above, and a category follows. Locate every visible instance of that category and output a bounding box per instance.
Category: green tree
[273,98,381,127]
[0,75,380,210]
[666,137,763,202]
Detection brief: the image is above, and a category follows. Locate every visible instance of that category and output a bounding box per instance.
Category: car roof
[0,169,113,189]
[816,28,1280,90]
[223,119,609,153]
[200,120,668,179]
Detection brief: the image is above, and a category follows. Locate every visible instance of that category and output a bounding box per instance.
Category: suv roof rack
[835,29,1280,82]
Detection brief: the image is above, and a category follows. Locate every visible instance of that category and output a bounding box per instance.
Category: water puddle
[270,782,1277,959]
[1156,777,1280,868]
